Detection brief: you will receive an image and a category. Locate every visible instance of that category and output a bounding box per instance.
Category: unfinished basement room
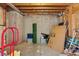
[0,3,79,56]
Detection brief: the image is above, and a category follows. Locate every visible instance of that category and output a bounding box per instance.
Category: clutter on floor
[1,3,79,56]
[15,42,61,56]
[64,28,79,56]
[0,51,7,56]
[40,33,49,44]
[10,50,20,56]
[64,45,79,56]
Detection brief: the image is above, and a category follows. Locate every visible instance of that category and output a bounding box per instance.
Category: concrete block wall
[23,14,62,44]
[0,6,5,46]
[0,26,4,46]
[6,10,24,44]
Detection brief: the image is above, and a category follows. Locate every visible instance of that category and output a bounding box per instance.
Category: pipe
[6,3,24,16]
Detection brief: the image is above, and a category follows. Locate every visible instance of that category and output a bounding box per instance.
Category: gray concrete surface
[15,42,63,56]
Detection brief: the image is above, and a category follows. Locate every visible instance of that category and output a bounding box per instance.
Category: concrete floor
[15,42,65,56]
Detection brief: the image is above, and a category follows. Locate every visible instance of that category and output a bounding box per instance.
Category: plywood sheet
[48,26,66,53]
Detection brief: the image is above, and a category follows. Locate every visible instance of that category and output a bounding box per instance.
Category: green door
[32,23,37,44]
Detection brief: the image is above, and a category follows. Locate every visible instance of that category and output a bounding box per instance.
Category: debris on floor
[14,50,20,56]
[64,44,79,56]
[15,42,61,56]
[0,51,7,56]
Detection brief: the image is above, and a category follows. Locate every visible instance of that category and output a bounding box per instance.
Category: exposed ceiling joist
[24,12,59,15]
[13,3,70,7]
[13,3,71,14]
[72,4,79,13]
[17,7,66,10]
[21,9,63,13]
[0,3,8,9]
[6,3,24,15]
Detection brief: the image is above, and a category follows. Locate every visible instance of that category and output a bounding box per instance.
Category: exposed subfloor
[15,42,65,56]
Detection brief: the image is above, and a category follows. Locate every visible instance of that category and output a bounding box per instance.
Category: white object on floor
[75,52,79,56]
[0,51,7,56]
[40,36,46,44]
[14,50,20,56]
[4,51,7,56]
[28,39,32,44]
[15,42,61,56]
[36,50,40,53]
[64,49,68,54]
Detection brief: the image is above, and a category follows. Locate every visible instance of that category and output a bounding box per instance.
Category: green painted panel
[32,23,37,44]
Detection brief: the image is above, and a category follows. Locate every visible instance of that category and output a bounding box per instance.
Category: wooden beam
[24,13,59,15]
[20,9,63,13]
[22,10,62,14]
[17,6,66,10]
[67,6,73,37]
[0,3,8,9]
[6,3,24,16]
[72,4,79,13]
[13,3,70,7]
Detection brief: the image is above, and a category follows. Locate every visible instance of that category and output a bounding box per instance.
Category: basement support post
[67,6,73,37]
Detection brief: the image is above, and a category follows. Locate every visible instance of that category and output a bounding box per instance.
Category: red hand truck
[0,27,19,56]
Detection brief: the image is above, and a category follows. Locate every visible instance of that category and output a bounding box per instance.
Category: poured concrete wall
[0,6,5,46]
[23,14,62,44]
[6,10,24,44]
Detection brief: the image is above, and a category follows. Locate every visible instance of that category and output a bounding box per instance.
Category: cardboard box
[48,26,66,53]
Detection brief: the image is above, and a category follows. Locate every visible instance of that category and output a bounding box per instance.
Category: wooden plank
[20,9,64,13]
[67,6,73,37]
[72,4,79,14]
[17,6,66,10]
[13,3,70,7]
[24,12,59,15]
